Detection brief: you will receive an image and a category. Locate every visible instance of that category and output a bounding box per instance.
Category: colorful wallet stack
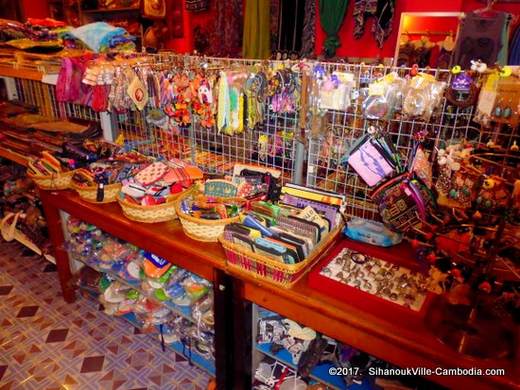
[223,184,345,264]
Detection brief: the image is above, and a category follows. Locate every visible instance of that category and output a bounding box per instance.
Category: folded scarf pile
[69,22,135,53]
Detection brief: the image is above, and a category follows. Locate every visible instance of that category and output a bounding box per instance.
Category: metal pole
[293,138,305,185]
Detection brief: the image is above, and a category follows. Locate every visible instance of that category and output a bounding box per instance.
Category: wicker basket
[72,182,122,204]
[220,224,343,288]
[174,190,243,242]
[28,170,74,190]
[118,192,182,223]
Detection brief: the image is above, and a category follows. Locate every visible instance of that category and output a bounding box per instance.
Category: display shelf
[121,314,215,376]
[78,283,100,297]
[39,189,519,390]
[0,146,29,166]
[256,342,350,390]
[120,311,144,329]
[0,65,43,81]
[167,339,216,377]
[71,255,200,325]
[78,282,215,376]
[41,190,224,282]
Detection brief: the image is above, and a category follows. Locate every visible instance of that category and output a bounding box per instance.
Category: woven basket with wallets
[220,224,342,288]
[175,189,244,242]
[118,192,182,223]
[28,170,74,190]
[73,182,122,204]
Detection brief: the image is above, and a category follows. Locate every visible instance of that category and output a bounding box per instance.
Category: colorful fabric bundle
[68,22,135,53]
[120,159,203,206]
[0,19,31,42]
[352,0,396,48]
[27,151,66,176]
[56,53,96,105]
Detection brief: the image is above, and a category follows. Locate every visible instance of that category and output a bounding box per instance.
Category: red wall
[315,0,520,59]
[20,0,520,58]
[165,0,217,53]
[22,0,50,19]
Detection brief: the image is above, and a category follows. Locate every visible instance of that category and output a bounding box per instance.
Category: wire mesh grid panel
[305,64,481,221]
[475,120,519,150]
[116,107,299,183]
[189,106,299,183]
[113,55,301,183]
[190,56,300,182]
[14,78,101,123]
[116,109,192,160]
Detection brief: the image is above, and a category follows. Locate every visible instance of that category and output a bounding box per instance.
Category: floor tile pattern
[0,241,210,390]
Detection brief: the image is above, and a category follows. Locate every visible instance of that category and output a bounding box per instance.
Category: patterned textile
[300,0,316,58]
[353,0,378,39]
[270,0,281,53]
[353,0,395,48]
[210,0,243,57]
[243,0,271,59]
[373,0,395,48]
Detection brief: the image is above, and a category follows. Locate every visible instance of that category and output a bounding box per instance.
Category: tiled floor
[0,241,210,390]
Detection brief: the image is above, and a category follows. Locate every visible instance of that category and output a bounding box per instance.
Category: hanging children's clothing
[452,11,508,69]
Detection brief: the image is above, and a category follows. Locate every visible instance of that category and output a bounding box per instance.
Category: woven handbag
[371,174,433,233]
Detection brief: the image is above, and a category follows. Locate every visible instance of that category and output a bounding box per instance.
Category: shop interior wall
[314,0,520,60]
[21,0,520,58]
[165,0,217,53]
[20,0,216,52]
[22,0,50,19]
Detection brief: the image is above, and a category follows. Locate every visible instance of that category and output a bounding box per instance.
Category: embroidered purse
[371,174,433,232]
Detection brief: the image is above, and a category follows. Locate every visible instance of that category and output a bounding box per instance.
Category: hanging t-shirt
[452,11,507,69]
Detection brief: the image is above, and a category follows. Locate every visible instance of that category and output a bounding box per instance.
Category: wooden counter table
[39,189,225,285]
[0,65,43,81]
[0,146,29,167]
[38,189,519,390]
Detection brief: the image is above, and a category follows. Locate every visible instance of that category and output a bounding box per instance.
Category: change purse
[371,174,433,232]
[344,134,399,187]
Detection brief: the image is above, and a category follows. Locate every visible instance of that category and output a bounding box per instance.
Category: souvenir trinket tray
[308,240,433,319]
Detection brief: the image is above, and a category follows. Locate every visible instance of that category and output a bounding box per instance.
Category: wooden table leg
[213,269,234,389]
[231,278,252,390]
[40,190,75,303]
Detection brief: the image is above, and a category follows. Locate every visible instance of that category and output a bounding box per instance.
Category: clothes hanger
[440,31,455,51]
[474,0,499,18]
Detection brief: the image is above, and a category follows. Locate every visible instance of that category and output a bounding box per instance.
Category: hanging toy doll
[258,134,269,162]
[191,76,215,128]
[198,79,213,105]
